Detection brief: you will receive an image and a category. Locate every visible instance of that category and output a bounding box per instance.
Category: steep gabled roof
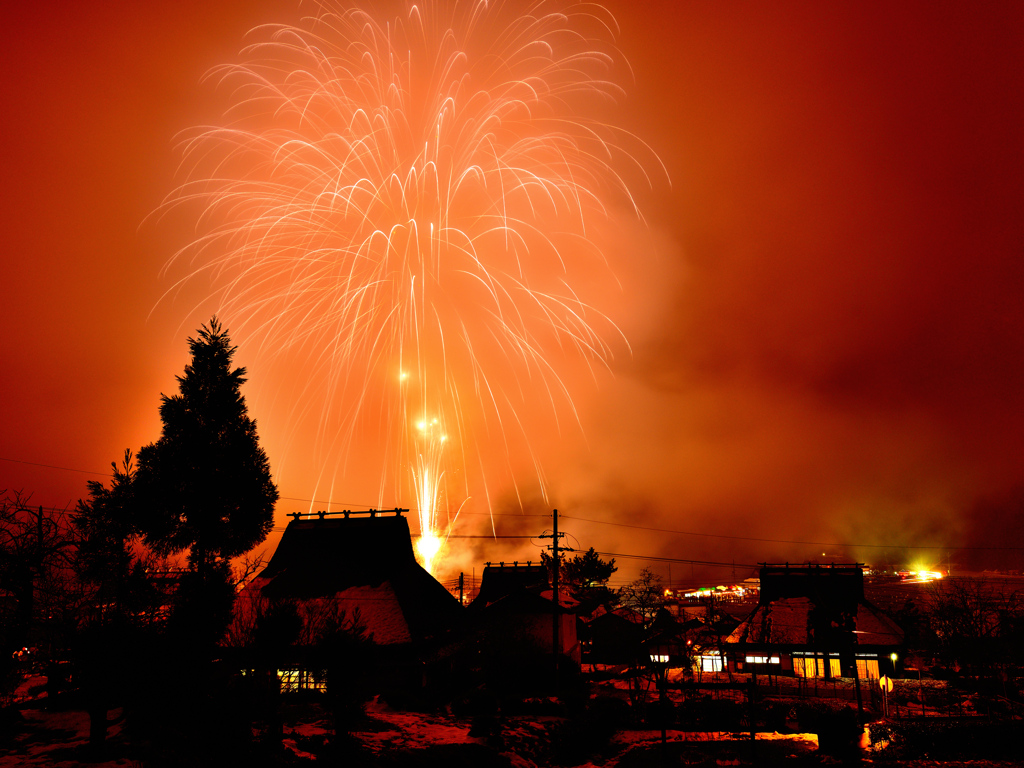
[258,515,415,596]
[727,597,904,647]
[726,563,904,648]
[479,588,572,616]
[470,561,549,609]
[252,513,462,645]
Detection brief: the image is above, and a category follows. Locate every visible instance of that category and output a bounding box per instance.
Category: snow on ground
[4,694,1018,767]
[10,676,47,704]
[0,707,132,768]
[612,728,818,747]
[354,696,475,751]
[341,701,824,767]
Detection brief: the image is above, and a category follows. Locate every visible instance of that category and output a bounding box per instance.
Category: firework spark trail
[160,0,660,575]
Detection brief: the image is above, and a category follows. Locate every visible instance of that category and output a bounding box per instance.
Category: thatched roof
[251,514,462,645]
[726,564,903,648]
[727,597,903,647]
[470,562,549,609]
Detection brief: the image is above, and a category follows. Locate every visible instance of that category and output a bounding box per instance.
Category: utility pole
[539,508,568,697]
[552,508,560,691]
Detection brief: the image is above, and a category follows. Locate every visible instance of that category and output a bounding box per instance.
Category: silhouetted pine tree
[542,547,618,609]
[135,317,277,646]
[73,452,149,752]
[74,451,140,619]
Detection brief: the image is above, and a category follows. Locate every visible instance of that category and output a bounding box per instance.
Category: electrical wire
[561,514,1024,552]
[6,453,1023,554]
[594,550,759,570]
[0,456,106,476]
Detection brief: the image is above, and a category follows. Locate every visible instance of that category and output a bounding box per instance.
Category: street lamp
[649,651,670,753]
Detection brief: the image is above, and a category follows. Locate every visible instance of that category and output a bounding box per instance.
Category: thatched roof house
[229,510,463,694]
[248,510,462,646]
[726,563,904,679]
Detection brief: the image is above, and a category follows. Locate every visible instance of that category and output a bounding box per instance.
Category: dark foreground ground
[2,695,1023,768]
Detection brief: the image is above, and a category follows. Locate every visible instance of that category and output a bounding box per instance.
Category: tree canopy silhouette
[619,567,665,628]
[74,451,139,614]
[561,548,617,591]
[541,547,617,608]
[134,317,277,576]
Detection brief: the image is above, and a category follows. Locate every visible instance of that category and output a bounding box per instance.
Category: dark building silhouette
[470,561,579,662]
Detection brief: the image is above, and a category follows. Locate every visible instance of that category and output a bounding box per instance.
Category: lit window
[277,668,327,693]
[278,668,299,691]
[700,655,723,672]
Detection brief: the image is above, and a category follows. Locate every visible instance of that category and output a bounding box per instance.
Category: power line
[563,514,1024,552]
[459,511,557,518]
[595,550,759,570]
[5,453,1021,554]
[0,456,107,477]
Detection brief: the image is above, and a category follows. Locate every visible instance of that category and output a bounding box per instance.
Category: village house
[469,560,580,664]
[580,606,645,666]
[725,563,904,680]
[230,509,463,693]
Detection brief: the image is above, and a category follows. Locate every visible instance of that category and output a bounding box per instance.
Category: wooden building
[469,561,580,664]
[231,509,463,693]
[725,563,904,679]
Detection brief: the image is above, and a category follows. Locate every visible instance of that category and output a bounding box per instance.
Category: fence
[682,671,1023,721]
[693,671,861,701]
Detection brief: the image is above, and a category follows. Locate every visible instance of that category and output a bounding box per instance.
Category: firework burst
[161,0,658,575]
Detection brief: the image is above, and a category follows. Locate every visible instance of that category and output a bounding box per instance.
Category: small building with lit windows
[724,563,904,680]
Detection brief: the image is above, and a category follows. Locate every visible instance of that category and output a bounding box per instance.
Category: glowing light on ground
[898,569,945,583]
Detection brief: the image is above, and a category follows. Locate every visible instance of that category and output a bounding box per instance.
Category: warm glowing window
[700,655,724,672]
[794,655,841,677]
[277,668,327,693]
[278,669,299,691]
[744,655,780,664]
[856,659,880,680]
[793,656,808,677]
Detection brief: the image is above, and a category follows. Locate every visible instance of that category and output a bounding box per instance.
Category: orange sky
[3,1,1023,584]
